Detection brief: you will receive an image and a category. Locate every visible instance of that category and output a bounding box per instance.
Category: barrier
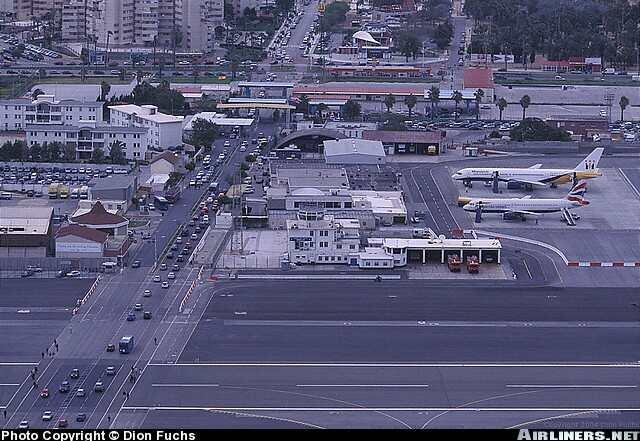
[72,275,101,315]
[568,261,640,268]
[178,265,204,313]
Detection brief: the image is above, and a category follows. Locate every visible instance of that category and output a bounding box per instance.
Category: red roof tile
[56,224,108,243]
[151,151,180,165]
[463,68,494,89]
[70,201,127,226]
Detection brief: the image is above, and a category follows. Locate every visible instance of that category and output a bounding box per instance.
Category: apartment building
[0,95,103,131]
[182,0,224,52]
[26,123,148,160]
[109,104,183,151]
[287,213,361,265]
[11,0,63,21]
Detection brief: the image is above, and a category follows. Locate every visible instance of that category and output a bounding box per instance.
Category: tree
[321,1,349,32]
[496,97,508,121]
[519,94,531,120]
[31,88,45,100]
[109,141,127,164]
[29,142,43,161]
[619,96,629,122]
[510,118,571,142]
[272,109,281,121]
[46,142,64,162]
[189,118,219,151]
[100,81,111,101]
[342,99,361,121]
[404,95,417,118]
[399,33,422,62]
[474,88,485,120]
[136,70,144,85]
[384,94,396,113]
[91,145,105,163]
[433,20,454,50]
[63,143,76,162]
[297,94,310,114]
[452,90,463,120]
[428,86,440,117]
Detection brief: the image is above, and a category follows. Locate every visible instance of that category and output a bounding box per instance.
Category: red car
[40,388,49,398]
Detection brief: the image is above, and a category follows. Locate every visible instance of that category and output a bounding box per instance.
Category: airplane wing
[528,164,543,169]
[506,210,541,217]
[507,178,547,187]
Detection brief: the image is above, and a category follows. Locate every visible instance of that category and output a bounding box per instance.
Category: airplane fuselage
[463,198,581,214]
[454,168,601,185]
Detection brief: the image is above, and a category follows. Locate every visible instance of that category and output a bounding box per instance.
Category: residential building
[0,95,103,131]
[26,123,147,160]
[88,175,138,209]
[150,150,182,175]
[286,213,360,265]
[109,104,183,151]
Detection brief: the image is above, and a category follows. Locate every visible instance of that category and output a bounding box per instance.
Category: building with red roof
[70,201,129,237]
[55,224,108,258]
[463,68,495,101]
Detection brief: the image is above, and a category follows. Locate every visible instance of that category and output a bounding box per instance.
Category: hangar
[323,139,386,165]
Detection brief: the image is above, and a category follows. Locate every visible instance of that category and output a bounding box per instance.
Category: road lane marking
[0,384,20,386]
[149,362,640,368]
[0,362,38,366]
[296,384,429,388]
[507,385,637,389]
[152,384,220,387]
[122,406,640,412]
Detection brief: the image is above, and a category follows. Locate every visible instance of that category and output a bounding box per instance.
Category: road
[0,121,257,429]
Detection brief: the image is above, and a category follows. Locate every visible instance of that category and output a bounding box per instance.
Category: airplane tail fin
[574,148,604,171]
[566,180,589,205]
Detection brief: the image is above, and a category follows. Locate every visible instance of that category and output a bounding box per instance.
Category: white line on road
[152,384,220,387]
[0,384,20,387]
[296,384,429,388]
[121,406,640,412]
[149,362,640,368]
[507,385,637,389]
[0,363,38,366]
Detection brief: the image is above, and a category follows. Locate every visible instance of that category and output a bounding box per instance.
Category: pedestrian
[55,343,58,351]
[41,352,44,359]
[34,366,37,373]
[154,337,157,346]
[4,409,7,419]
[108,416,111,423]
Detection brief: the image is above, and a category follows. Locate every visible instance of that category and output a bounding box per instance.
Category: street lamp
[105,31,113,67]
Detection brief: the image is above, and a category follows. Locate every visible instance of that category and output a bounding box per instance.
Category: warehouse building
[89,175,138,210]
[323,139,386,164]
[55,224,108,258]
[362,130,444,155]
[0,207,54,257]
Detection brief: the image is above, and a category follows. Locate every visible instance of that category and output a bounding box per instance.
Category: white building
[109,104,183,151]
[287,214,361,265]
[323,139,386,165]
[26,123,147,161]
[0,95,103,131]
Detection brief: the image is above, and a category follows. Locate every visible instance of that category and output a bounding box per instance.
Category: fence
[217,253,285,270]
[0,256,114,278]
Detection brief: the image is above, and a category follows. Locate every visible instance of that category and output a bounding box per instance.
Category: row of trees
[464,0,640,68]
[0,140,127,164]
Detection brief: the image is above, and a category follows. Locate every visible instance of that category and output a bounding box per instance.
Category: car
[176,237,182,244]
[411,217,419,224]
[160,263,167,271]
[42,411,53,421]
[126,312,136,321]
[76,413,86,422]
[76,388,85,397]
[161,281,169,289]
[153,275,161,282]
[18,421,29,429]
[166,251,174,259]
[69,368,80,379]
[105,366,116,376]
[59,381,70,393]
[94,381,104,392]
[176,255,184,262]
[191,233,198,240]
[57,419,68,428]
[66,270,81,278]
[106,343,115,352]
[172,264,180,272]
[40,388,49,398]
[167,272,176,280]
[143,311,152,320]
[134,303,142,311]
[131,260,141,268]
[143,289,152,297]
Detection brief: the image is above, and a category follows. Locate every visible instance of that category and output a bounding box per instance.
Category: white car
[153,275,161,282]
[161,281,169,289]
[239,146,246,152]
[42,411,52,421]
[76,388,85,397]
[18,421,29,429]
[143,289,151,297]
[167,272,176,280]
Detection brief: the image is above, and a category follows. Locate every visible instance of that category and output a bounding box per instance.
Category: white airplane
[461,181,589,219]
[451,148,604,187]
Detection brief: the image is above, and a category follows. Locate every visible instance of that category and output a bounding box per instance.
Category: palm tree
[404,94,417,118]
[452,90,463,121]
[496,97,508,121]
[619,96,629,122]
[519,95,531,120]
[384,94,396,113]
[428,86,440,118]
[474,88,485,120]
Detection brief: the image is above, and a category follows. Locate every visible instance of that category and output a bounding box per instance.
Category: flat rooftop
[0,206,53,235]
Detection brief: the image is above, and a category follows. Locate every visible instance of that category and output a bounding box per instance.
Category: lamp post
[105,31,113,67]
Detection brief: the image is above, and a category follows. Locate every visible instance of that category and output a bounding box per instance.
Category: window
[336,244,342,249]
[349,245,356,249]
[344,202,352,208]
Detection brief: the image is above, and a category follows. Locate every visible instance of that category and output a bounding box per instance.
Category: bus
[153,196,169,211]
[119,336,134,354]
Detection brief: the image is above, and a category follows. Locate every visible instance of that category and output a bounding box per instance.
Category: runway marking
[152,384,220,387]
[122,406,640,412]
[150,362,640,368]
[507,385,637,389]
[0,384,20,387]
[296,384,430,388]
[0,362,38,366]
[522,259,533,279]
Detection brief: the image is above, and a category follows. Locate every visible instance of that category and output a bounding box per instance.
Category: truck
[119,336,134,354]
[48,183,59,199]
[79,186,89,199]
[58,184,69,199]
[164,186,181,204]
[447,254,461,272]
[466,255,480,274]
[153,195,169,211]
